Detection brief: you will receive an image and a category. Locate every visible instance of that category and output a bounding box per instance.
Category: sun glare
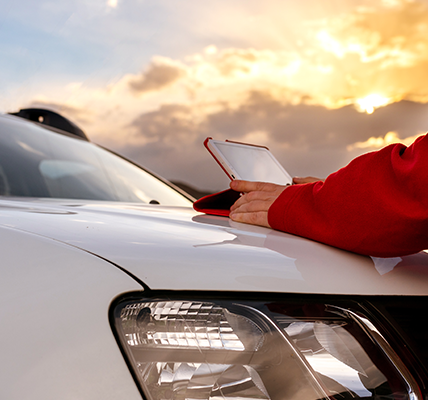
[355,94,390,114]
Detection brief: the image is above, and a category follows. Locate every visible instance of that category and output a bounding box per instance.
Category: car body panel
[0,224,143,400]
[1,198,427,296]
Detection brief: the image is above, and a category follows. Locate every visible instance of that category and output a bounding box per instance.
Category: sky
[2,0,428,192]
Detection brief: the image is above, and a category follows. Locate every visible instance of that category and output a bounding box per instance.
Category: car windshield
[0,115,192,206]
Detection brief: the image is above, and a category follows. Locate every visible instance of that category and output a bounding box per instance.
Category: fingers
[230,180,283,193]
[292,176,323,184]
[228,180,287,229]
[229,209,270,228]
[231,177,323,192]
[231,197,272,213]
[229,193,276,229]
[230,190,277,211]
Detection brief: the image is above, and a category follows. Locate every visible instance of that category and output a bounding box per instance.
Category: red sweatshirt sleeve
[268,134,428,257]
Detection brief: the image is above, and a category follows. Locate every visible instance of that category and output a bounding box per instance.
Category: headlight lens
[113,298,421,400]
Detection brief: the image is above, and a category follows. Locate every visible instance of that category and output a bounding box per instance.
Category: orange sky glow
[2,0,428,191]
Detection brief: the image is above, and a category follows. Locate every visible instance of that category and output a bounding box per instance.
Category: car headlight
[112,297,421,399]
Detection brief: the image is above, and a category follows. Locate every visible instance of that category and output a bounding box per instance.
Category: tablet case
[193,188,240,217]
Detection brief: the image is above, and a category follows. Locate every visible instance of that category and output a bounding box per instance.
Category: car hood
[1,198,427,295]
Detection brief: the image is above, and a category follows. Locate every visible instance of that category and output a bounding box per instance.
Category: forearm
[268,135,428,257]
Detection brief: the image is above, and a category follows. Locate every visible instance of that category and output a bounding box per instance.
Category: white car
[0,109,427,400]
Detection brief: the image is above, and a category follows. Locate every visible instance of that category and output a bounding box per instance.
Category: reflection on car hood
[1,198,427,295]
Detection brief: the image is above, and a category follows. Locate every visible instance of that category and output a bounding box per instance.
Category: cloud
[9,0,428,192]
[120,0,428,113]
[124,92,428,190]
[130,92,425,150]
[305,0,428,105]
[347,131,425,151]
[20,71,428,192]
[128,57,187,94]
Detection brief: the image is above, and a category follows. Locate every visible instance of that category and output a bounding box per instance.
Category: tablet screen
[213,141,292,185]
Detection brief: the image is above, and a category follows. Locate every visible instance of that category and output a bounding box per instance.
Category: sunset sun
[355,94,391,114]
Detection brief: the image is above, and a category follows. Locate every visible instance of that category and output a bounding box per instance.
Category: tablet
[204,137,292,185]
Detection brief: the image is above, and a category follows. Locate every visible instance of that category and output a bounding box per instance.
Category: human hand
[229,180,288,227]
[292,176,323,184]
